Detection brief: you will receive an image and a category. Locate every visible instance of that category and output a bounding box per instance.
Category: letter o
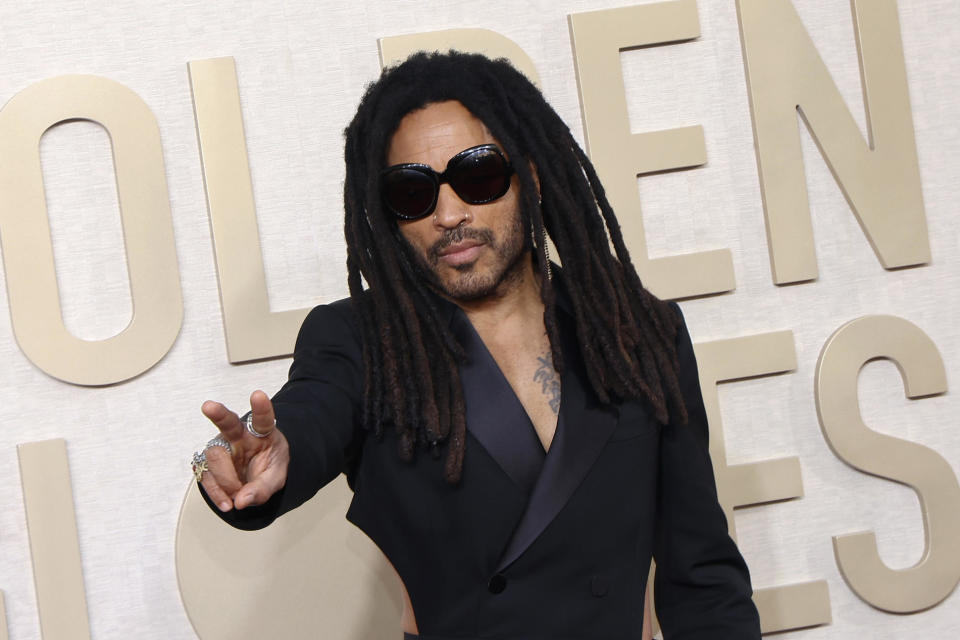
[0,75,182,385]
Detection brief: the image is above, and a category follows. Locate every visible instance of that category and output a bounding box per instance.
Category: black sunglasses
[380,144,514,220]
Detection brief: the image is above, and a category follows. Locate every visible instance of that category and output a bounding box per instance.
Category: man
[193,51,761,639]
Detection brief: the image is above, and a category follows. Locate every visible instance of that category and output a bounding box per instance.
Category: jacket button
[488,574,507,594]
[591,575,610,597]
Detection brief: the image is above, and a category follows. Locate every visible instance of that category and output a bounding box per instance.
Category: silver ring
[190,434,233,482]
[206,433,233,453]
[243,412,270,438]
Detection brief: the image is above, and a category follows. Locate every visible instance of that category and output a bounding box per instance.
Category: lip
[438,240,484,265]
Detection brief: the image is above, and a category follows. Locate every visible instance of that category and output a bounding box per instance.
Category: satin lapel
[450,309,546,496]
[495,314,619,572]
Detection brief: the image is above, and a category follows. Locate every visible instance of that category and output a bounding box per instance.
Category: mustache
[428,226,495,263]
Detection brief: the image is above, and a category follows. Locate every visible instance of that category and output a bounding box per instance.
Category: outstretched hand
[198,390,290,512]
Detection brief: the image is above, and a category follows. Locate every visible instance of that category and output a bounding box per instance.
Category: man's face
[385,100,529,302]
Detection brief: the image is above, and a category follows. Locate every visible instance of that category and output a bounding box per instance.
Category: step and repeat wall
[1,0,958,638]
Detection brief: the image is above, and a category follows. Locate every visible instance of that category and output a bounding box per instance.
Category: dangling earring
[537,196,552,281]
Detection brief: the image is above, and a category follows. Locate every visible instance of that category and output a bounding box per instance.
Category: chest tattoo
[533,354,562,414]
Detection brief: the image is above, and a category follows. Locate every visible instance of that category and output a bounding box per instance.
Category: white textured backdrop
[0,0,957,638]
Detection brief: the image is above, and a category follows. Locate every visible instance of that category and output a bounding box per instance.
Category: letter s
[815,315,960,612]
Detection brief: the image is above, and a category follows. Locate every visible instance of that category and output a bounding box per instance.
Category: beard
[403,211,529,302]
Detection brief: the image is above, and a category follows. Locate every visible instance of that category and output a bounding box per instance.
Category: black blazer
[205,289,761,639]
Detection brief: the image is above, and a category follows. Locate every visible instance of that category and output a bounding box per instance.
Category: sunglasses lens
[380,146,513,220]
[448,148,512,204]
[381,168,437,219]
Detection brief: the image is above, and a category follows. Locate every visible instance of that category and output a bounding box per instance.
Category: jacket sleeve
[653,301,761,638]
[198,300,364,530]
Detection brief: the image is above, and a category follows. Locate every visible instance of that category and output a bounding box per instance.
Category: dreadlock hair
[342,50,687,483]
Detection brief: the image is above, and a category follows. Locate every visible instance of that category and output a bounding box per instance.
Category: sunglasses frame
[379,143,514,220]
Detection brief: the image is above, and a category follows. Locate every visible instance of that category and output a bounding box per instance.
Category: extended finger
[201,400,245,442]
[247,390,277,438]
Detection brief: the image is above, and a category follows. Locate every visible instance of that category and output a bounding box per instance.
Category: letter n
[738,0,929,284]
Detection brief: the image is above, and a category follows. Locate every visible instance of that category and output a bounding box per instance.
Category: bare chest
[484,340,561,452]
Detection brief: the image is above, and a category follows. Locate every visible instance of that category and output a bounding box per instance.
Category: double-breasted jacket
[204,284,761,639]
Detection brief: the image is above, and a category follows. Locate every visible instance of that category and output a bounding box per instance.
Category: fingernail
[219,501,231,512]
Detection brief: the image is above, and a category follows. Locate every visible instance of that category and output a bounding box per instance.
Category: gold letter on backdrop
[569,0,734,300]
[188,57,310,363]
[0,75,182,385]
[17,439,91,640]
[815,316,960,612]
[737,0,929,284]
[379,29,540,83]
[695,331,832,633]
[0,591,7,640]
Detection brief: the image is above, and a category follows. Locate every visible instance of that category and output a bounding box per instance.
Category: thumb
[234,464,286,509]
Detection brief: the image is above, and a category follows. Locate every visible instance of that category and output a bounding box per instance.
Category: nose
[432,184,471,229]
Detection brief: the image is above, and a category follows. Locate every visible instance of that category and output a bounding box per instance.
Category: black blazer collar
[450,311,545,496]
[494,308,619,572]
[433,271,620,571]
